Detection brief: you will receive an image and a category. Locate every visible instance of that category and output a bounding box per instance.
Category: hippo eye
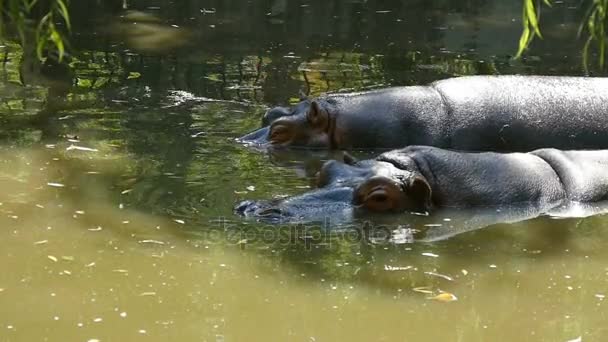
[355,176,405,212]
[269,124,292,144]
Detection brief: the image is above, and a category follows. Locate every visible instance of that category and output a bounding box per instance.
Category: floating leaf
[429,292,458,302]
[127,72,141,79]
[412,286,434,294]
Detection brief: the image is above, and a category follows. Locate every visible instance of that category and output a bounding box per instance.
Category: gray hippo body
[236,146,608,222]
[239,76,608,151]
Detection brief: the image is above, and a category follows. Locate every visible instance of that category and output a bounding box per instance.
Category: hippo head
[238,99,335,148]
[235,153,432,223]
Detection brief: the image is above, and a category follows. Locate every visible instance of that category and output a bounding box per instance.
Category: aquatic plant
[0,0,70,61]
[518,0,608,70]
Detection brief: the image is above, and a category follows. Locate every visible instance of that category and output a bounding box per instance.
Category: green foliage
[516,0,552,59]
[581,0,608,70]
[0,0,71,61]
[517,0,608,70]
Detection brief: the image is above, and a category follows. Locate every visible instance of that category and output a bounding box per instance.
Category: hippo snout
[237,126,270,146]
[238,106,293,146]
[234,200,286,222]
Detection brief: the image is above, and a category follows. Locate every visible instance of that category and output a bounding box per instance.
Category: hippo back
[433,76,608,151]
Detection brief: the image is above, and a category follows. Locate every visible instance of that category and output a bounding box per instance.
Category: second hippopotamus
[236,146,608,222]
[239,75,608,151]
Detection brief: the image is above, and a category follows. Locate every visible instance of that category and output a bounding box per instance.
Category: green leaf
[525,0,543,38]
[127,72,141,79]
[50,27,65,61]
[56,0,71,31]
[35,13,52,60]
[516,26,531,59]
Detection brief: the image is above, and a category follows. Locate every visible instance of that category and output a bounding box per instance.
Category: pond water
[1,0,608,341]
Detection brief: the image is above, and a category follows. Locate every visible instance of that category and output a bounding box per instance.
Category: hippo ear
[306,101,329,129]
[406,176,432,213]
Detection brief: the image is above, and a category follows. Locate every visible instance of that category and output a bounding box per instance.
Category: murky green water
[1,0,608,341]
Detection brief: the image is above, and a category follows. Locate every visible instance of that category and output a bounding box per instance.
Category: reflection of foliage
[0,0,71,60]
[517,0,608,70]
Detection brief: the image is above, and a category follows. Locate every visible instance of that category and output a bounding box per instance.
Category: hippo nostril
[256,208,283,217]
[234,200,256,215]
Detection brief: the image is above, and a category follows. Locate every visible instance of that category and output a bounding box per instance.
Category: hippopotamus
[235,146,608,225]
[239,76,608,151]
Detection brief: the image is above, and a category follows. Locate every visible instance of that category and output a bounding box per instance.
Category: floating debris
[66,145,98,152]
[246,185,256,192]
[461,269,468,276]
[422,252,439,258]
[412,286,434,294]
[428,292,458,302]
[61,256,75,261]
[140,292,156,296]
[425,271,453,281]
[47,255,58,262]
[173,219,185,224]
[47,182,65,188]
[384,265,413,271]
[112,269,128,274]
[88,226,103,232]
[121,189,133,195]
[139,240,166,245]
[34,240,48,245]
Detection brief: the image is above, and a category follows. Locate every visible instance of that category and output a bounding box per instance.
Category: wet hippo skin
[235,146,608,222]
[239,76,608,151]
